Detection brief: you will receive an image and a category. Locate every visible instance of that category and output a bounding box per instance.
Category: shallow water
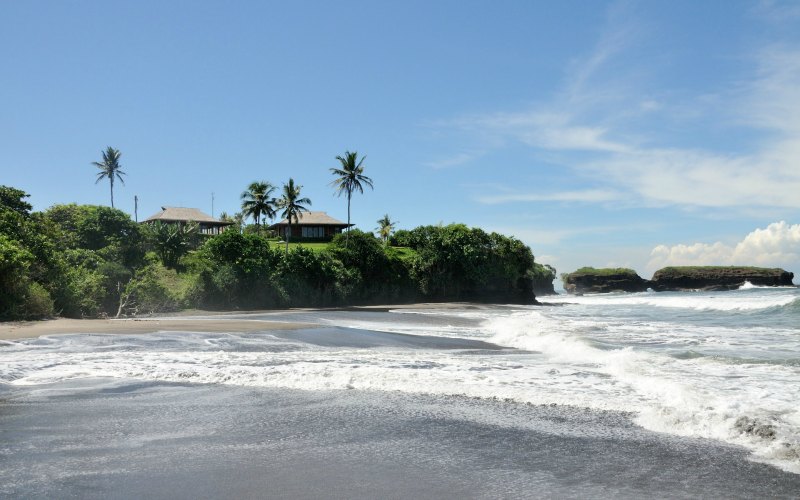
[1,285,799,496]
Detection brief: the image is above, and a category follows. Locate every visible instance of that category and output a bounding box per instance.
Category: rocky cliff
[562,268,649,294]
[649,266,794,291]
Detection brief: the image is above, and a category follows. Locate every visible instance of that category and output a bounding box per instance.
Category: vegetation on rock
[562,267,648,294]
[651,266,793,291]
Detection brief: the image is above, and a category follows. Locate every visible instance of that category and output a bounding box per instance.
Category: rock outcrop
[562,268,649,294]
[649,266,794,291]
[532,282,557,296]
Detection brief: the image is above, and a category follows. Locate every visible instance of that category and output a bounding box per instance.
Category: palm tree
[144,220,199,268]
[240,181,277,229]
[92,147,126,208]
[376,214,397,246]
[329,150,373,246]
[277,178,311,253]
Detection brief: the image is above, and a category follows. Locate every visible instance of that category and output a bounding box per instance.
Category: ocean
[2,284,799,498]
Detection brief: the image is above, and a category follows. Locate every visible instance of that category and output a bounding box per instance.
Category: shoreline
[0,302,482,341]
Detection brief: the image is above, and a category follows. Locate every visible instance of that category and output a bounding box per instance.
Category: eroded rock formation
[649,266,794,291]
[562,268,649,294]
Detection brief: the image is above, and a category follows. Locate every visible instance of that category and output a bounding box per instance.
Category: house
[142,206,233,235]
[269,211,352,241]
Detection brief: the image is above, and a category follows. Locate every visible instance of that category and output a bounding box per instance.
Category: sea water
[1,284,799,496]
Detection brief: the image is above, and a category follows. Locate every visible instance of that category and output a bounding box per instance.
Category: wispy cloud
[754,0,800,24]
[433,3,800,211]
[477,188,621,205]
[488,222,657,247]
[423,151,482,169]
[451,111,630,153]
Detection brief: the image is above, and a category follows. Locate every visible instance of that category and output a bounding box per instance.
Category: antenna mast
[134,195,139,222]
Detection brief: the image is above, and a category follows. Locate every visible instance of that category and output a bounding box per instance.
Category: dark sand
[2,382,799,499]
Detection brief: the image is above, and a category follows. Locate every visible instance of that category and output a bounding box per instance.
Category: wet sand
[0,317,312,341]
[3,383,799,499]
[0,303,479,341]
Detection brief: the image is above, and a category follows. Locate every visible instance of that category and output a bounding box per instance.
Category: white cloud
[448,110,630,154]
[435,7,800,211]
[423,152,480,169]
[477,188,620,205]
[584,146,800,209]
[647,221,800,273]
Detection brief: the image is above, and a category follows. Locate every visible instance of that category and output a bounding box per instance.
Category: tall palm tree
[240,181,277,228]
[329,150,373,246]
[92,147,126,208]
[277,178,311,253]
[376,214,397,246]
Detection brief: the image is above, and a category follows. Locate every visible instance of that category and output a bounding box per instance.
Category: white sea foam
[545,290,797,311]
[483,310,800,474]
[2,288,799,474]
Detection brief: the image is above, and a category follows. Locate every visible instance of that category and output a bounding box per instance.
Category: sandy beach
[0,315,311,341]
[0,303,479,341]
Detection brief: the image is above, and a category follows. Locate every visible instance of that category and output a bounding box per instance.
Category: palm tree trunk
[110,177,115,208]
[285,221,290,253]
[346,191,351,248]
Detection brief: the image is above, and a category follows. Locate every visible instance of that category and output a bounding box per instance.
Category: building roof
[270,211,352,227]
[143,206,232,225]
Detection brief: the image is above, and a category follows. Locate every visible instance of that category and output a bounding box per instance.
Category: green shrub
[568,267,639,277]
[21,282,55,319]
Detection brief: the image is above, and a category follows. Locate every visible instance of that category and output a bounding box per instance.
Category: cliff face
[562,268,649,294]
[650,266,794,291]
[561,266,795,295]
[532,282,557,296]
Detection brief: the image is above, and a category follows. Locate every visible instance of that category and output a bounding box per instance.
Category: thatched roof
[270,211,352,227]
[143,206,232,225]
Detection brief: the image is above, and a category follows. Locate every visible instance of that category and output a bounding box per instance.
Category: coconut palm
[240,181,277,228]
[329,150,373,246]
[376,214,397,246]
[92,147,126,208]
[277,178,311,253]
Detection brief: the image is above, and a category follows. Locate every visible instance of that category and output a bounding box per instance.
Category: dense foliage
[1,186,555,320]
[564,267,640,277]
[653,266,784,277]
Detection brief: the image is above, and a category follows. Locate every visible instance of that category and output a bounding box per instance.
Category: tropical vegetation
[375,214,397,245]
[276,178,312,252]
[0,185,555,320]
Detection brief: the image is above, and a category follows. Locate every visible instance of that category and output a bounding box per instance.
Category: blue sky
[2,0,799,282]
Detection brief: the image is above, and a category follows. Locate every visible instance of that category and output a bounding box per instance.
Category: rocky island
[561,267,649,294]
[561,265,795,294]
[649,266,795,291]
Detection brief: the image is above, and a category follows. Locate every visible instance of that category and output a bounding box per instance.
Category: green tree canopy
[0,185,33,216]
[144,220,199,269]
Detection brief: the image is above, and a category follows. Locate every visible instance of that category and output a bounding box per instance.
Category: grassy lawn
[568,267,639,277]
[276,241,331,253]
[387,246,417,261]
[269,240,418,259]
